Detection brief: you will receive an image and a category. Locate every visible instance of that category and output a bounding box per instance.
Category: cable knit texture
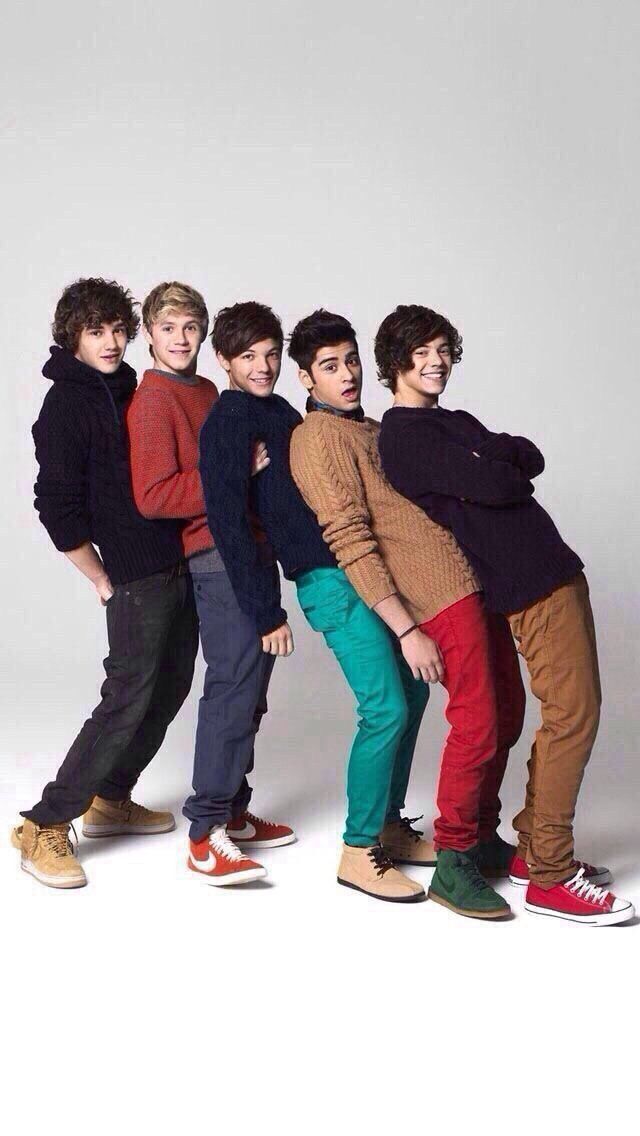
[199,390,335,636]
[379,406,583,614]
[289,411,479,623]
[32,347,182,584]
[126,369,219,558]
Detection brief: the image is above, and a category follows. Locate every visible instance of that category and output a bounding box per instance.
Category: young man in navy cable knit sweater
[376,303,633,926]
[198,303,435,903]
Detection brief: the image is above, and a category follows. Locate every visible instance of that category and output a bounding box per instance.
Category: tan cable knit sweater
[289,411,480,624]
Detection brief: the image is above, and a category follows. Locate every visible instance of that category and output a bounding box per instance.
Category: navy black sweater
[199,390,335,635]
[32,347,183,584]
[379,405,583,614]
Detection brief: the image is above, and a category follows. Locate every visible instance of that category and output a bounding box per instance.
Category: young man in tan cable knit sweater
[289,310,526,920]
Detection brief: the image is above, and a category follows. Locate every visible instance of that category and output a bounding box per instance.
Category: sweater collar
[306,395,365,422]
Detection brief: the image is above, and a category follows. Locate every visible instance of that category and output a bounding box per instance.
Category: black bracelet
[398,623,419,641]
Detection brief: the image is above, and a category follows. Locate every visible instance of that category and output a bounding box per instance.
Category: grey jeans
[183,567,276,840]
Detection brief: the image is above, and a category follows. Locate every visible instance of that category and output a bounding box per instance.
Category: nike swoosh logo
[229,822,257,839]
[190,851,217,871]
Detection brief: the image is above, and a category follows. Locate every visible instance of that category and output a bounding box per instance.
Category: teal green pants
[295,567,429,847]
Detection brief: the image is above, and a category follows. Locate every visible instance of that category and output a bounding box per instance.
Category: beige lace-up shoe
[380,815,437,866]
[337,843,425,903]
[11,819,86,889]
[82,795,175,837]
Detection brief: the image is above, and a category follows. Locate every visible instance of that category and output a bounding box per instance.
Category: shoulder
[34,383,83,427]
[272,393,302,424]
[196,376,219,400]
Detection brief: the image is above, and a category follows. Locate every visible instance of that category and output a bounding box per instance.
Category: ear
[298,367,313,392]
[216,351,232,374]
[142,326,153,347]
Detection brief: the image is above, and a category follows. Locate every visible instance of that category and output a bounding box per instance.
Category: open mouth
[341,385,359,401]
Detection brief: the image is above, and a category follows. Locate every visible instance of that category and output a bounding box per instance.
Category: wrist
[398,623,420,641]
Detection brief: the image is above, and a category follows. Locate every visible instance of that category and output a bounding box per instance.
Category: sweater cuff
[44,522,92,553]
[256,607,288,636]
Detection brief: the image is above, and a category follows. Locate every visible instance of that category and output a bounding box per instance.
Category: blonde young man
[127,283,293,887]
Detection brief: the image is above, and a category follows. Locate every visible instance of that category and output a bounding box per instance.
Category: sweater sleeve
[290,418,397,608]
[198,408,287,636]
[474,431,545,478]
[32,392,92,551]
[127,388,205,520]
[380,415,535,506]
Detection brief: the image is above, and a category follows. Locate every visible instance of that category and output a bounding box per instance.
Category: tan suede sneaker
[83,796,175,837]
[380,815,437,866]
[11,820,86,889]
[337,843,425,903]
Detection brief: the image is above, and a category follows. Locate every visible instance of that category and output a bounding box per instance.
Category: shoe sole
[21,860,86,889]
[524,899,635,926]
[428,889,511,919]
[82,820,176,837]
[337,877,425,903]
[230,833,296,848]
[188,865,268,886]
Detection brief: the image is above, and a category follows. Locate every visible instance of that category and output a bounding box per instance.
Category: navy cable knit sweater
[379,405,583,614]
[198,390,335,635]
[32,347,183,583]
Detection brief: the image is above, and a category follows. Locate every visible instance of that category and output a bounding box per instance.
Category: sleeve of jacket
[290,417,397,608]
[380,415,535,507]
[127,388,205,519]
[32,391,92,551]
[198,407,287,636]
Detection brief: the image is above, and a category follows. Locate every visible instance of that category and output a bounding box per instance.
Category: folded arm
[380,418,535,507]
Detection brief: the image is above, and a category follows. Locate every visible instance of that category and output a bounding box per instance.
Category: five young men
[12,277,634,926]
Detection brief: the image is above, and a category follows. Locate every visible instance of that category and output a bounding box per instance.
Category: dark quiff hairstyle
[288,309,359,373]
[211,301,283,359]
[52,278,140,352]
[374,305,463,392]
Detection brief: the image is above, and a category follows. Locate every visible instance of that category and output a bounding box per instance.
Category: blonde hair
[143,281,209,338]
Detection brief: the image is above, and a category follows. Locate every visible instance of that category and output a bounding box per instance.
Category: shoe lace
[210,827,250,863]
[367,844,395,877]
[40,822,78,858]
[244,811,277,829]
[396,815,424,842]
[455,855,491,893]
[566,867,608,905]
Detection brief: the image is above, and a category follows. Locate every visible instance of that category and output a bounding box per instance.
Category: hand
[251,440,270,476]
[262,622,294,656]
[94,574,115,606]
[401,629,444,684]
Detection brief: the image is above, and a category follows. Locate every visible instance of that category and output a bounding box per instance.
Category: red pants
[420,594,525,851]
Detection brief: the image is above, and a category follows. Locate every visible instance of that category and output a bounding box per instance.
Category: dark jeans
[183,568,276,841]
[23,567,199,826]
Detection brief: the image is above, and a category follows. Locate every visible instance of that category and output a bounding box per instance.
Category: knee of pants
[360,691,409,742]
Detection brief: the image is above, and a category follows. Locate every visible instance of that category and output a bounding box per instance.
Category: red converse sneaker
[188,826,267,886]
[510,854,612,887]
[525,867,634,926]
[227,810,295,848]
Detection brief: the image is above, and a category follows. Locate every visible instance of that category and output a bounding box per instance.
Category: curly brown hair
[52,278,140,351]
[374,305,463,392]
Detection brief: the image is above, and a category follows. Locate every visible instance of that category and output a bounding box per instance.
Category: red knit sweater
[127,369,219,558]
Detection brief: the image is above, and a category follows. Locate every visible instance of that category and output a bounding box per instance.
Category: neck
[393,390,438,409]
[306,394,365,421]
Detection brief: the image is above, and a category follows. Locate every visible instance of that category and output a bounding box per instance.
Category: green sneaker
[428,847,511,919]
[476,833,516,878]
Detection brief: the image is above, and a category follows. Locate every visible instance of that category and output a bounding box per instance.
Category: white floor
[4,654,639,1132]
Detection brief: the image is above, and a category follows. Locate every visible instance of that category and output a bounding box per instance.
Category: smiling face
[75,320,128,374]
[299,340,362,411]
[218,337,282,397]
[394,334,453,407]
[144,309,204,376]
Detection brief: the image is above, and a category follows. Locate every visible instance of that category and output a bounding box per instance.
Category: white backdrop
[2,1,639,1131]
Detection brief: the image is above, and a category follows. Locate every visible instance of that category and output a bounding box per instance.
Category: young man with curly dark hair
[289,309,521,919]
[376,304,634,925]
[12,278,199,889]
[127,285,292,887]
